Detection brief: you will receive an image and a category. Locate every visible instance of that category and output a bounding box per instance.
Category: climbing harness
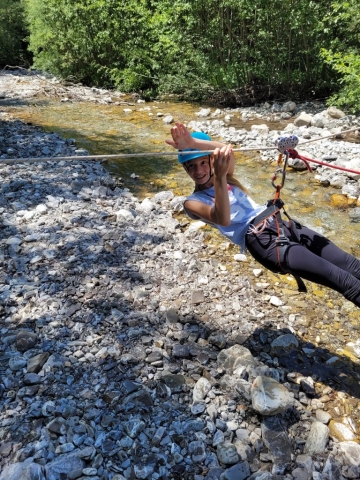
[250,135,311,292]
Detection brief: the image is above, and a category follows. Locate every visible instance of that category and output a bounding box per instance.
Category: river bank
[1,70,360,480]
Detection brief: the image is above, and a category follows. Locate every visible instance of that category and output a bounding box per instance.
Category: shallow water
[4,98,360,256]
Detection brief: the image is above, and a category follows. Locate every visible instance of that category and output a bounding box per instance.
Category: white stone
[252,376,293,415]
[269,296,284,306]
[338,441,360,466]
[116,208,134,222]
[304,421,329,455]
[137,198,155,213]
[196,108,211,118]
[234,254,247,262]
[163,115,174,124]
[186,221,205,233]
[193,377,212,402]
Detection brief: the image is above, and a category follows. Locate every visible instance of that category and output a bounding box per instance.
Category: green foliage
[13,0,360,109]
[0,0,29,66]
[321,0,360,113]
[23,0,156,88]
[321,50,360,113]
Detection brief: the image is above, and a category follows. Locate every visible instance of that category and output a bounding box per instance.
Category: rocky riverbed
[1,69,360,480]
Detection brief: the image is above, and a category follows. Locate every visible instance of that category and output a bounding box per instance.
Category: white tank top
[184,184,266,251]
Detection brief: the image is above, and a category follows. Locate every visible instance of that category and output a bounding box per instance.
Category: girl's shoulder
[186,188,215,202]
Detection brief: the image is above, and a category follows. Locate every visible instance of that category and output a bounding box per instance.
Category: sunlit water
[4,98,360,257]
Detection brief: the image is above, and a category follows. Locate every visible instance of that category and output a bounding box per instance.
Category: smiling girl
[166,122,360,307]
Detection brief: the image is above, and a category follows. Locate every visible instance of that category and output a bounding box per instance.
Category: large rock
[217,345,258,372]
[329,420,357,442]
[294,112,313,127]
[0,462,44,480]
[304,421,329,455]
[327,106,346,119]
[261,416,292,475]
[338,441,360,466]
[270,334,299,353]
[252,376,293,415]
[282,101,296,112]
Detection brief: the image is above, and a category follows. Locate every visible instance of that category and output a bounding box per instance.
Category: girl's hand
[212,144,232,178]
[165,123,194,150]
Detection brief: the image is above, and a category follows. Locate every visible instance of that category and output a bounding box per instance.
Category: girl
[166,122,360,307]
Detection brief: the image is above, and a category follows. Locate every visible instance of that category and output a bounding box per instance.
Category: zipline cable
[0,127,358,166]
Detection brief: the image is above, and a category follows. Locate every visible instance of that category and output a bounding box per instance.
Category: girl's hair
[226,174,248,194]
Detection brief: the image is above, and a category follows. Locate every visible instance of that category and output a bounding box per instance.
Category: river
[4,96,360,260]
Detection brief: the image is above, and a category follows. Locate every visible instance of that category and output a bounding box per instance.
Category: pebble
[0,70,360,479]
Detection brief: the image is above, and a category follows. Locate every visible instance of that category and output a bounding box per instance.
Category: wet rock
[196,108,211,117]
[329,420,357,442]
[162,115,174,125]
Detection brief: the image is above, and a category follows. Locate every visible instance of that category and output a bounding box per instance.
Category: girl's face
[185,155,212,187]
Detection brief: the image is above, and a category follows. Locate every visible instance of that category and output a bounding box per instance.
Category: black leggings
[245,220,360,307]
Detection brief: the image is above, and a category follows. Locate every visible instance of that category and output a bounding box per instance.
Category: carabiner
[271,150,289,190]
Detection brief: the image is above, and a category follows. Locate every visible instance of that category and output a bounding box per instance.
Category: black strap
[252,198,285,228]
[291,274,307,293]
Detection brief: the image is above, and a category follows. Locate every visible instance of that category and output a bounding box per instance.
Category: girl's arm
[166,122,235,175]
[184,145,232,226]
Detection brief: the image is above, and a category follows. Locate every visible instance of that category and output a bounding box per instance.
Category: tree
[0,0,29,66]
[321,0,360,112]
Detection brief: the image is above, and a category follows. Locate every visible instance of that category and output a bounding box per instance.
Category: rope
[288,149,360,175]
[0,127,358,165]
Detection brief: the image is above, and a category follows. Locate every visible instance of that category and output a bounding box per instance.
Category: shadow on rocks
[245,326,360,399]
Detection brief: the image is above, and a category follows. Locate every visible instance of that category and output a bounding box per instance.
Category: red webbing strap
[288,149,360,175]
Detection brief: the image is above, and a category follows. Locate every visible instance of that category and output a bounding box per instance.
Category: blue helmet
[178,131,211,164]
